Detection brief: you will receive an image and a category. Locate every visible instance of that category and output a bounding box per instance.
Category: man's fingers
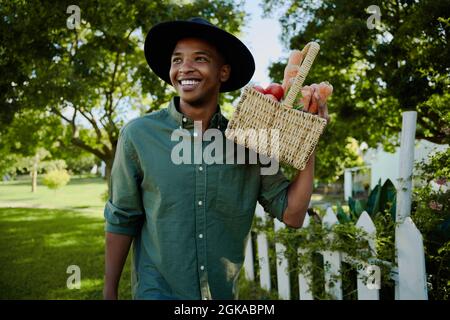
[300,86,312,111]
[318,99,330,124]
[309,88,319,114]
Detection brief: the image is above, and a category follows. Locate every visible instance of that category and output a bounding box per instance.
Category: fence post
[322,207,343,300]
[396,111,417,221]
[255,202,271,291]
[396,217,428,299]
[298,214,313,300]
[394,111,428,300]
[244,235,255,281]
[344,169,352,201]
[356,211,380,300]
[274,219,290,300]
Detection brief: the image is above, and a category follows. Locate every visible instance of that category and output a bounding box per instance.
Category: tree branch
[71,137,107,161]
[77,107,104,144]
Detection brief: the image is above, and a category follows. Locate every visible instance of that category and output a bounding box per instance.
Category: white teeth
[180,80,200,86]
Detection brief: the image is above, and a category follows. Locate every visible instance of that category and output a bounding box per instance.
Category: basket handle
[283,42,320,109]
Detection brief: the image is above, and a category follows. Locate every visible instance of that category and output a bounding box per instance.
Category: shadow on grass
[0,207,131,300]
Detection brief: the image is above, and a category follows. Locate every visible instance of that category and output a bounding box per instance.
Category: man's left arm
[282,150,315,228]
[283,84,330,228]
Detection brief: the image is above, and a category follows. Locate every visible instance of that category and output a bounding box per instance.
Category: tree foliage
[0,0,247,182]
[263,0,450,181]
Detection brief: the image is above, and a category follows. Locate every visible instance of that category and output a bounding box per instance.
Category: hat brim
[144,20,255,92]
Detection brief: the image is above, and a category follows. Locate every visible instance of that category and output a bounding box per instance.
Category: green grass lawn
[0,175,107,215]
[0,176,132,299]
[0,207,132,299]
[0,175,304,300]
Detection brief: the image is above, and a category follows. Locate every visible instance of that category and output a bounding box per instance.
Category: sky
[241,0,285,87]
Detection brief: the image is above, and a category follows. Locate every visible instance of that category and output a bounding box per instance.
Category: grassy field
[0,175,340,299]
[0,176,107,215]
[0,176,130,299]
[0,207,132,299]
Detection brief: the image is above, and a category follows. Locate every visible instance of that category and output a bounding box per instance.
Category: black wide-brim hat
[144,17,255,92]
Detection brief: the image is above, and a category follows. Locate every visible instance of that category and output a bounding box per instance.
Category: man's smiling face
[169,38,230,106]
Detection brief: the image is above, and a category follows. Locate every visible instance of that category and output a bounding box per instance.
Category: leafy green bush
[412,148,449,300]
[42,169,71,190]
[65,154,98,175]
[336,179,397,223]
[251,178,400,300]
[100,189,109,202]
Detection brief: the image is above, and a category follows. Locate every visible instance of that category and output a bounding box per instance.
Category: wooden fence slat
[274,219,290,300]
[244,235,255,281]
[255,203,271,291]
[322,208,343,300]
[396,217,428,300]
[298,214,313,300]
[396,111,417,222]
[356,211,380,300]
[323,207,339,228]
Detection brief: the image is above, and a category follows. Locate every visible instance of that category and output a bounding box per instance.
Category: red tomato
[265,83,284,101]
[253,85,266,94]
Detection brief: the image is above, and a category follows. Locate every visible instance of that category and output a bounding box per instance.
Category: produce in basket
[226,41,327,170]
[282,50,304,92]
[253,85,265,94]
[281,50,333,114]
[265,83,284,101]
[251,83,285,102]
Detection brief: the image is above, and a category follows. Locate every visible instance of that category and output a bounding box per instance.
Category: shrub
[412,148,450,300]
[42,169,71,190]
[100,189,109,202]
[251,179,399,300]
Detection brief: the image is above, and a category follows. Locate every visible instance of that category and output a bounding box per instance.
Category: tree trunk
[31,154,39,192]
[104,159,113,198]
[31,165,37,192]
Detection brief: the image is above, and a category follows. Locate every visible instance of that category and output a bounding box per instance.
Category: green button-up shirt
[104,97,290,300]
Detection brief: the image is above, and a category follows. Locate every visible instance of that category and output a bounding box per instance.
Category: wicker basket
[225,42,327,170]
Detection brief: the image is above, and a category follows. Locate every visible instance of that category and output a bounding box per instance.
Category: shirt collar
[167,97,226,130]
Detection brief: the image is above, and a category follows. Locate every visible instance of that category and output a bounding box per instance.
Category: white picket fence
[243,202,428,300]
[243,112,428,300]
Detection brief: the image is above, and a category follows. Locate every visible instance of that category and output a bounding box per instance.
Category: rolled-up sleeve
[104,126,144,236]
[257,164,290,222]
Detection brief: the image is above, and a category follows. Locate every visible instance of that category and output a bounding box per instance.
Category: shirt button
[182,117,187,123]
[198,233,203,239]
[199,166,203,171]
[198,200,203,206]
[200,265,205,271]
[203,297,208,300]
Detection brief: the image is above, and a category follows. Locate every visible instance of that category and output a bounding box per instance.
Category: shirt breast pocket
[212,163,256,220]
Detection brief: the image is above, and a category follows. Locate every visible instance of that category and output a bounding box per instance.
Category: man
[103,17,329,300]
